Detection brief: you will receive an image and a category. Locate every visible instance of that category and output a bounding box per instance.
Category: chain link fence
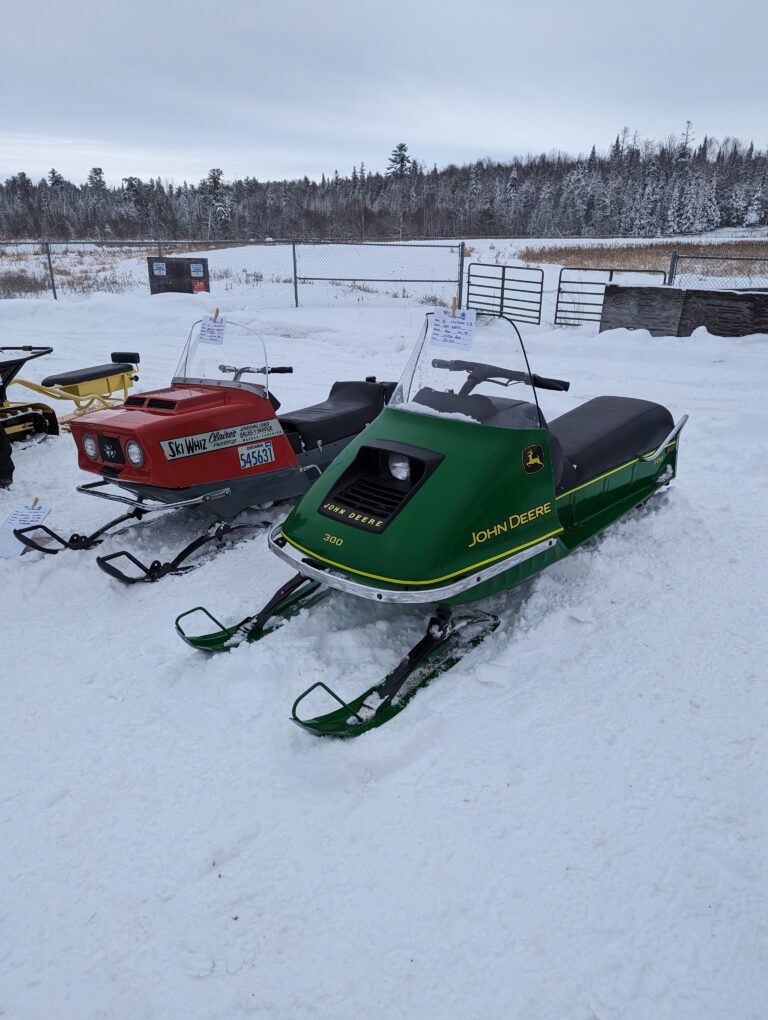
[668,252,768,291]
[0,240,464,308]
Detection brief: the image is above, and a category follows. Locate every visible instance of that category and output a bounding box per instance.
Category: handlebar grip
[269,366,293,374]
[532,374,570,392]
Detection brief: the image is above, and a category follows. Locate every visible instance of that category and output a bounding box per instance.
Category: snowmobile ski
[94,520,263,583]
[291,607,499,738]
[175,573,330,651]
[14,478,233,554]
[13,479,252,582]
[14,506,147,553]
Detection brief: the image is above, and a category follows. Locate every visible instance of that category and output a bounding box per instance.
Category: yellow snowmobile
[0,345,140,442]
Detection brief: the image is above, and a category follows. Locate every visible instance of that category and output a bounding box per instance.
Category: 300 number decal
[323,533,344,546]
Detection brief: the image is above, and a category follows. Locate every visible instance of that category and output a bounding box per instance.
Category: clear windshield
[390,312,544,429]
[174,318,272,393]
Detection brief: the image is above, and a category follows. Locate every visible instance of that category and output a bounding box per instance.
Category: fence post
[44,242,57,301]
[499,263,505,316]
[667,251,679,286]
[292,242,299,308]
[456,241,465,308]
[157,243,163,257]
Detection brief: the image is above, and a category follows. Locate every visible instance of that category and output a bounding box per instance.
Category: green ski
[291,608,499,738]
[175,574,329,652]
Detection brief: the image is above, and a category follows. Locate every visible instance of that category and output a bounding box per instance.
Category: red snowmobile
[15,317,394,582]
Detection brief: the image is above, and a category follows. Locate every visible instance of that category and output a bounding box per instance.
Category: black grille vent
[334,477,408,518]
[318,441,444,534]
[147,398,177,410]
[125,396,145,407]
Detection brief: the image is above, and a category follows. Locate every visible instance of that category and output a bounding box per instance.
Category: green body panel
[279,405,677,607]
[281,404,679,606]
[282,405,562,593]
[175,410,680,655]
[449,440,679,605]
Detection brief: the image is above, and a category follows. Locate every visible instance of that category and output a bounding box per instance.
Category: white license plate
[238,439,275,470]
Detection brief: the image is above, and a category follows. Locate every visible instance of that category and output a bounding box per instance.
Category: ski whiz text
[161,420,284,460]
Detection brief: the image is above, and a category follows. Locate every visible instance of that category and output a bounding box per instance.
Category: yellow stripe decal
[281,526,564,587]
[556,441,677,501]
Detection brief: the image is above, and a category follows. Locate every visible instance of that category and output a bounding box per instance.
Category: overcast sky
[2,0,765,185]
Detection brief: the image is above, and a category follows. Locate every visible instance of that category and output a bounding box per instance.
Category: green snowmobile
[176,313,687,737]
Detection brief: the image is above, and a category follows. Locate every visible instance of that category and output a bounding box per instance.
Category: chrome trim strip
[76,479,231,511]
[639,414,688,462]
[268,524,559,604]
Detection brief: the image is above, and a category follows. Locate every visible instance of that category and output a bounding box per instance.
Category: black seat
[412,387,497,422]
[549,396,674,490]
[483,396,542,430]
[279,380,394,450]
[413,387,542,429]
[41,363,135,387]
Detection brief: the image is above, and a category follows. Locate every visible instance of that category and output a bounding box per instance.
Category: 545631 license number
[238,439,275,470]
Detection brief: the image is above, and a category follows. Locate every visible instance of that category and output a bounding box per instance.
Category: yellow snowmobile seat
[40,362,136,398]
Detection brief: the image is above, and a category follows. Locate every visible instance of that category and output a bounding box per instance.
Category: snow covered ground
[1,293,767,1019]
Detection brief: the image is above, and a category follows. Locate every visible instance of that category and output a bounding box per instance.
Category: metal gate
[554,267,667,326]
[465,263,543,324]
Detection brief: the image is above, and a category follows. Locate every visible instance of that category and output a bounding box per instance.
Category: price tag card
[429,307,476,350]
[199,315,226,345]
[0,503,52,559]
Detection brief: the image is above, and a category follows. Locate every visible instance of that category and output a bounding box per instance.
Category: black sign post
[147,257,210,295]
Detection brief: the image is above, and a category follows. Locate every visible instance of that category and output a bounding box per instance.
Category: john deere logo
[522,444,544,474]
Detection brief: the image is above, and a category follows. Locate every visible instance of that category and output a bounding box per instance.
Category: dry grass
[518,240,768,277]
[0,270,49,297]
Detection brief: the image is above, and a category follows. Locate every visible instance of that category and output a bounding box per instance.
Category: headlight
[82,433,98,460]
[387,453,411,483]
[125,440,144,467]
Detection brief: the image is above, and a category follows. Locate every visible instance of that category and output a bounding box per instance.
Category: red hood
[69,381,297,490]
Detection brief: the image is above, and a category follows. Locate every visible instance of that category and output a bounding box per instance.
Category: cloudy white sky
[1,0,765,184]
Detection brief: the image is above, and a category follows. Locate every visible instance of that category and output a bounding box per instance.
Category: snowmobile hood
[69,381,298,491]
[279,405,562,593]
[72,383,255,429]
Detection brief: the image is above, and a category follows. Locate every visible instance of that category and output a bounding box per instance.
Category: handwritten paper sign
[429,307,476,350]
[0,503,52,559]
[199,314,226,346]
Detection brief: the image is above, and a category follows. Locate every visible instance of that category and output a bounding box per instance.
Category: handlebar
[0,346,53,359]
[431,358,493,373]
[218,364,294,381]
[530,374,570,392]
[431,358,569,393]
